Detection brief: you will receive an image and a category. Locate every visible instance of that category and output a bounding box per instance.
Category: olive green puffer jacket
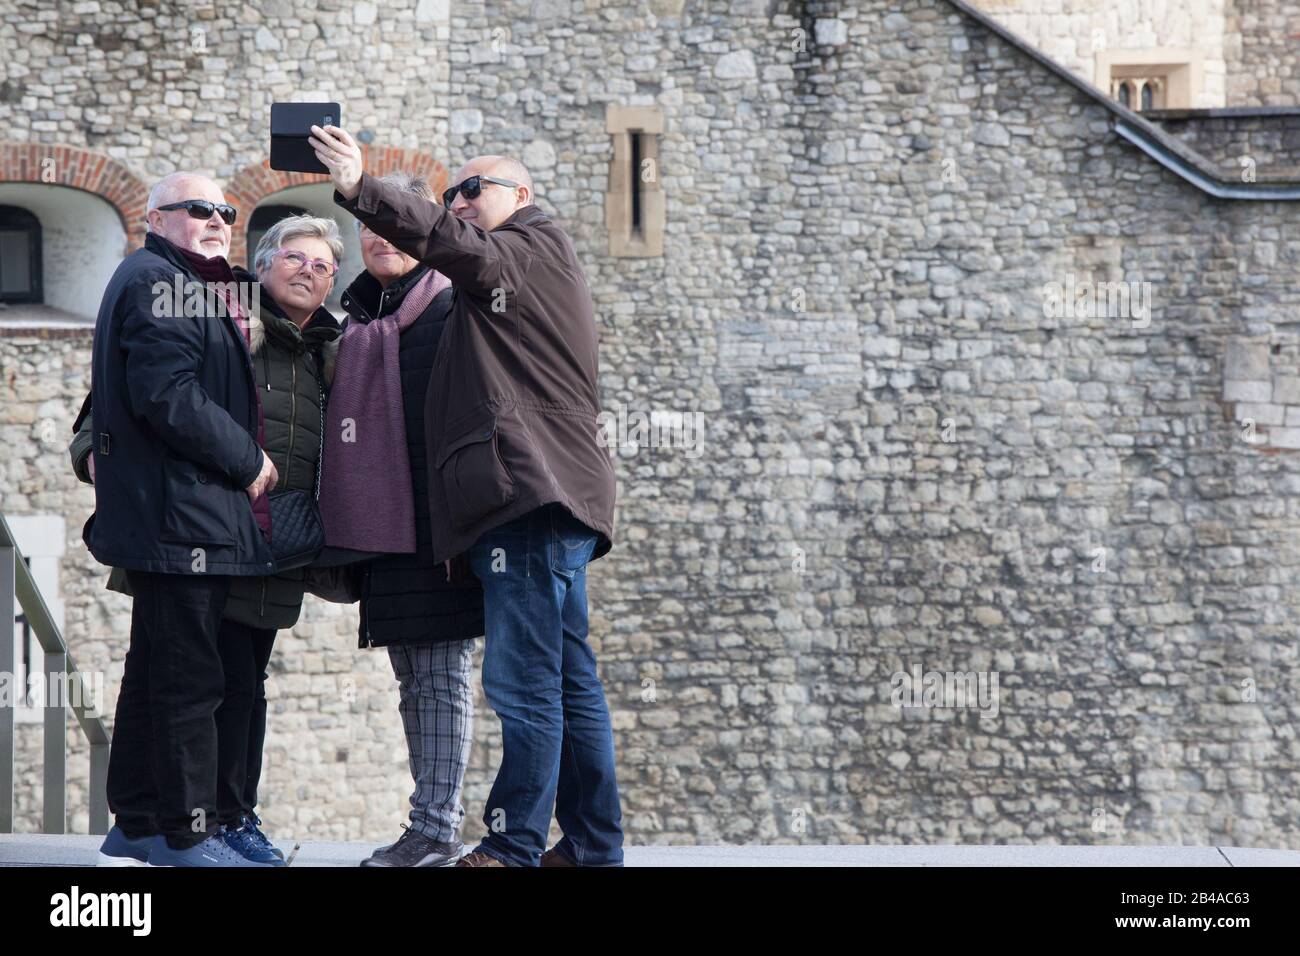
[222,288,340,628]
[70,282,341,630]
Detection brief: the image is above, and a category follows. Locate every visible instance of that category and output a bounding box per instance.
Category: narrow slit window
[630,131,643,237]
[605,105,664,258]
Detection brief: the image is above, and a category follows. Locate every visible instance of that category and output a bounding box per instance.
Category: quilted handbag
[268,487,325,571]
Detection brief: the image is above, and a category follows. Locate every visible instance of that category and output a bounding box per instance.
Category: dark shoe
[147,831,275,867]
[455,849,507,867]
[96,826,153,867]
[222,814,286,866]
[541,846,576,867]
[360,824,462,867]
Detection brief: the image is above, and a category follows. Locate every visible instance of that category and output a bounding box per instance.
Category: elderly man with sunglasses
[312,126,622,867]
[83,171,281,867]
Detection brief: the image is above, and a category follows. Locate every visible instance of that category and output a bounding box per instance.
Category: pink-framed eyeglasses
[272,248,338,278]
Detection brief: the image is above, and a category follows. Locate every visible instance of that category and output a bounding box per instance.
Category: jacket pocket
[436,417,517,531]
[159,456,239,547]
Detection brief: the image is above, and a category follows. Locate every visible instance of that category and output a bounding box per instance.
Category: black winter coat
[340,264,484,647]
[71,273,342,629]
[83,232,274,575]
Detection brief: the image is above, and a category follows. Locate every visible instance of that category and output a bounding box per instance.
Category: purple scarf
[318,268,451,553]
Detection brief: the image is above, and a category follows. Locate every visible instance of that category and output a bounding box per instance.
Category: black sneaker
[360,825,463,867]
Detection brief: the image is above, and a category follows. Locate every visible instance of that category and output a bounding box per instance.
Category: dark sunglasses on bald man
[155,199,238,226]
[442,175,521,209]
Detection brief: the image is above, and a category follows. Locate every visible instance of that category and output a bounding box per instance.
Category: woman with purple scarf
[320,171,484,867]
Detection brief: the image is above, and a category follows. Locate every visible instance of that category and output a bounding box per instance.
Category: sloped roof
[941,0,1300,200]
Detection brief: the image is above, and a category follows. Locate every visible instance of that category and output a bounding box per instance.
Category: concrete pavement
[2,834,1297,866]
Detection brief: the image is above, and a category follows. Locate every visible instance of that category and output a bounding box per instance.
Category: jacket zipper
[284,358,297,489]
[259,577,267,619]
[359,566,371,647]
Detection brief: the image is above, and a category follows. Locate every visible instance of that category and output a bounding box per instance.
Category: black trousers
[214,619,276,825]
[108,570,231,849]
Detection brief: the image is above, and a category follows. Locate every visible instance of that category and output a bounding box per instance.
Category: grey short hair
[145,171,221,232]
[380,171,435,201]
[253,214,344,278]
[356,172,436,232]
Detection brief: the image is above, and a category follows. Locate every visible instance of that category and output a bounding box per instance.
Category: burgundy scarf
[176,245,271,541]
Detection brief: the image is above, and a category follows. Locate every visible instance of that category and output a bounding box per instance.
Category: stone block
[1224,338,1270,382]
[1224,379,1270,402]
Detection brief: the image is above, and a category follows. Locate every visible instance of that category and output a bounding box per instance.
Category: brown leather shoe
[455,850,507,867]
[540,846,576,867]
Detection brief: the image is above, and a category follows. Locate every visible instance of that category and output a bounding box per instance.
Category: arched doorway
[0,184,128,321]
[0,142,147,250]
[0,143,146,321]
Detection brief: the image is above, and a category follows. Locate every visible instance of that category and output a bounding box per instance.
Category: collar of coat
[502,203,550,229]
[145,231,234,282]
[340,261,430,325]
[336,205,548,324]
[243,270,342,384]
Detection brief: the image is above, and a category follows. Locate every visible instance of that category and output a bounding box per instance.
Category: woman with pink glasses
[72,213,345,865]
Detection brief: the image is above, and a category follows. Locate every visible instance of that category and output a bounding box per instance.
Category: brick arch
[223,146,449,264]
[0,141,149,251]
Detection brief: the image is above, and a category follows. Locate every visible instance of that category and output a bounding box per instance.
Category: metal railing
[0,509,110,834]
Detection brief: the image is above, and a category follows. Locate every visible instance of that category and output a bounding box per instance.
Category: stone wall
[0,0,453,181]
[970,0,1229,107]
[1145,109,1300,182]
[1224,2,1300,107]
[4,0,1300,849]
[968,0,1300,109]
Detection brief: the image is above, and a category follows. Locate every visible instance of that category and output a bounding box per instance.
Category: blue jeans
[468,504,624,866]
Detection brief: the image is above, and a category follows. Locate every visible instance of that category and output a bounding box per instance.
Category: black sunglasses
[442,175,521,209]
[155,199,238,226]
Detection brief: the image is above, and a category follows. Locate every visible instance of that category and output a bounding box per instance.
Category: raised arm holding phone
[310,124,625,868]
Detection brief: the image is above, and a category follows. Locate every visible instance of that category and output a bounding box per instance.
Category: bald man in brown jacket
[314,126,623,867]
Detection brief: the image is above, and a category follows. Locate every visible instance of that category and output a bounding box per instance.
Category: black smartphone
[270,102,341,174]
